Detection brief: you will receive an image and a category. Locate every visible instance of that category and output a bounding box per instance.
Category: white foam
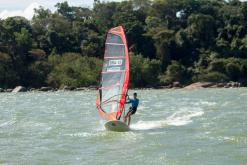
[0,120,16,128]
[65,132,93,137]
[166,110,204,126]
[130,109,204,130]
[193,101,217,106]
[130,120,166,130]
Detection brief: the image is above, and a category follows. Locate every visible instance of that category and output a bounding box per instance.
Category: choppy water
[0,88,247,165]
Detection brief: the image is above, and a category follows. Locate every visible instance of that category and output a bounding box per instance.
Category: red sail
[96,26,129,121]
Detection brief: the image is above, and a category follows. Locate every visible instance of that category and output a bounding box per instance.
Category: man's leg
[124,108,132,123]
[124,115,127,123]
[128,115,131,126]
[127,108,136,125]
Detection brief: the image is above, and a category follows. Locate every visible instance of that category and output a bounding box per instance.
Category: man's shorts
[129,107,137,115]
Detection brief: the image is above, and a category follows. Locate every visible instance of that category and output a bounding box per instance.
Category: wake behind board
[105,120,130,132]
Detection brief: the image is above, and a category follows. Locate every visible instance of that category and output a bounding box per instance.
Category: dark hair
[133,93,137,96]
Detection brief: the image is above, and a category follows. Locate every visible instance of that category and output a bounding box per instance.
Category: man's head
[133,92,137,98]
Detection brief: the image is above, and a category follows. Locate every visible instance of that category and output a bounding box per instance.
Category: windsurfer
[124,93,139,125]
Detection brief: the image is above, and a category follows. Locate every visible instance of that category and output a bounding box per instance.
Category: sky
[0,0,122,20]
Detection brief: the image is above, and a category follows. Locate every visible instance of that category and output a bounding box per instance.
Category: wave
[166,109,204,126]
[65,132,95,137]
[193,101,216,106]
[130,109,204,131]
[0,120,16,128]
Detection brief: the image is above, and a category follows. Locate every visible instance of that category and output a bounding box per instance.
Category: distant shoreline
[0,81,244,93]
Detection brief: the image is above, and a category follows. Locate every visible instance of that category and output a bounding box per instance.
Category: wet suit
[126,98,139,115]
[124,96,139,125]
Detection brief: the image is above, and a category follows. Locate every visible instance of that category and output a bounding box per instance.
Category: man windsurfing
[124,93,139,125]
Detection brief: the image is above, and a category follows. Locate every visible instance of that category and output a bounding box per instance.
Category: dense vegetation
[0,0,247,88]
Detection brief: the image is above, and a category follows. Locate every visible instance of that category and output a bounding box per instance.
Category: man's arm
[125,98,132,104]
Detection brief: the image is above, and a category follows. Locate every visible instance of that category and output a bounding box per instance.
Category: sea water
[0,88,247,165]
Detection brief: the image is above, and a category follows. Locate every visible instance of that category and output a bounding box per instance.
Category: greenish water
[0,88,247,165]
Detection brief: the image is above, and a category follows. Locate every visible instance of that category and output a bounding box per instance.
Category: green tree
[55,1,74,20]
[196,71,229,82]
[186,14,215,48]
[226,62,241,81]
[159,60,187,85]
[145,27,174,66]
[0,53,19,88]
[47,53,102,88]
[0,17,33,86]
[93,2,117,32]
[1,0,247,88]
[14,28,32,55]
[130,53,161,87]
[32,6,52,53]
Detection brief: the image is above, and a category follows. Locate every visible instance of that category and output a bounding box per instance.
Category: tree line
[0,0,247,88]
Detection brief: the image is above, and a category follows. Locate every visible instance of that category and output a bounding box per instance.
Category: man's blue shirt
[126,98,139,108]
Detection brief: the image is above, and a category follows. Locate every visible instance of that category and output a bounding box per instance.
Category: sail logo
[107,67,121,71]
[109,60,122,66]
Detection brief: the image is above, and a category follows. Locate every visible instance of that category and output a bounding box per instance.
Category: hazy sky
[0,0,95,11]
[0,0,122,19]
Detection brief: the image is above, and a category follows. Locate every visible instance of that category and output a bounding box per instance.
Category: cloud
[0,1,95,20]
[0,2,41,20]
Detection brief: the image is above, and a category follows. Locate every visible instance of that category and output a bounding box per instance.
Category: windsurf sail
[96,26,129,121]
